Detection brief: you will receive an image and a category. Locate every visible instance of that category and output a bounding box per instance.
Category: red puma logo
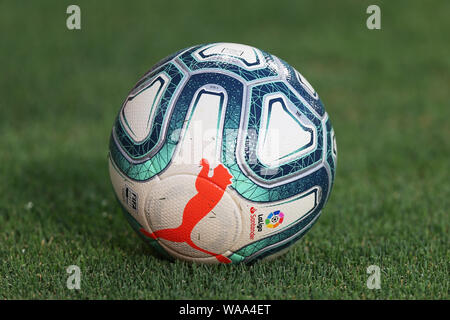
[140,158,233,263]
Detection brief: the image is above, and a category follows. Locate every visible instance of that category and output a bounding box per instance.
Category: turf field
[0,0,448,299]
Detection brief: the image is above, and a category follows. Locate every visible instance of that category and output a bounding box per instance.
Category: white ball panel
[121,73,169,143]
[257,93,317,168]
[295,69,318,99]
[193,42,266,71]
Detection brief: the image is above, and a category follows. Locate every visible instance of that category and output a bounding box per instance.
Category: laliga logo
[265,210,284,229]
[140,158,233,264]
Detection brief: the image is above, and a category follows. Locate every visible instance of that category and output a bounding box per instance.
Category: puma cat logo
[140,158,233,263]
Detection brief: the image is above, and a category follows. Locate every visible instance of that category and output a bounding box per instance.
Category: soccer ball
[109,43,337,264]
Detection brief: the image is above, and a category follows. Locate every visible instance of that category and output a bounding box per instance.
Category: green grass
[0,0,449,299]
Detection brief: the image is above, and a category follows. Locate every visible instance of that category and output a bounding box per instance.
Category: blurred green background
[0,0,448,299]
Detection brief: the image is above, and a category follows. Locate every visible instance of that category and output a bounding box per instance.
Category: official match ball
[109,43,337,264]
